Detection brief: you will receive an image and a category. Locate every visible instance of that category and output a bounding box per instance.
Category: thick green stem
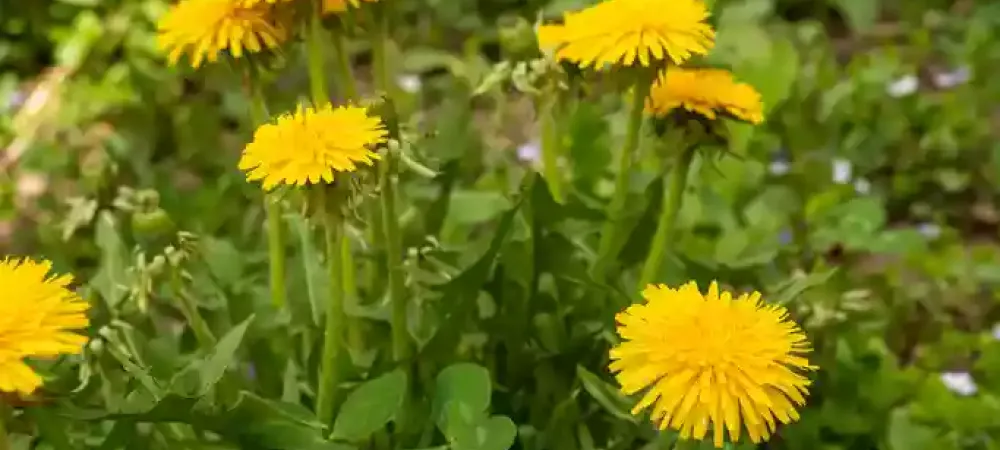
[0,400,9,450]
[341,231,364,353]
[307,4,364,358]
[247,76,287,310]
[638,144,695,290]
[539,88,564,203]
[316,187,345,425]
[329,21,358,102]
[590,79,651,280]
[266,197,287,308]
[372,1,410,362]
[325,11,376,302]
[380,147,409,362]
[306,0,329,105]
[371,4,392,96]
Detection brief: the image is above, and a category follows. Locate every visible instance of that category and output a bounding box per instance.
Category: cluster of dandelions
[0,258,90,396]
[537,0,813,447]
[153,0,813,448]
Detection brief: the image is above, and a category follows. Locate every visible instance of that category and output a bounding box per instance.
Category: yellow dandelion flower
[322,0,378,13]
[157,0,288,68]
[238,0,375,13]
[0,258,90,396]
[610,281,815,448]
[536,0,714,68]
[239,0,292,5]
[646,68,764,124]
[239,104,387,190]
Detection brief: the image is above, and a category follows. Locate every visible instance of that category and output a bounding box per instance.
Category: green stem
[638,144,695,290]
[372,2,410,362]
[307,0,329,105]
[327,14,375,300]
[316,186,345,425]
[171,270,216,347]
[539,87,564,203]
[341,231,365,354]
[371,4,392,96]
[380,146,409,362]
[590,78,652,280]
[330,20,358,102]
[0,400,9,450]
[266,197,287,308]
[306,2,364,359]
[247,75,287,310]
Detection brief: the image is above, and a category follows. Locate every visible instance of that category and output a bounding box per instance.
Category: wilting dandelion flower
[0,258,90,395]
[536,0,714,68]
[239,104,387,190]
[646,68,764,124]
[610,281,815,447]
[158,0,287,68]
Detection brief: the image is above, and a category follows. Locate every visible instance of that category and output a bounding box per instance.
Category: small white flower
[940,371,977,396]
[917,223,941,239]
[991,323,1000,341]
[517,141,541,163]
[933,66,971,89]
[769,160,790,176]
[396,74,422,94]
[854,177,871,194]
[832,158,852,184]
[886,75,919,97]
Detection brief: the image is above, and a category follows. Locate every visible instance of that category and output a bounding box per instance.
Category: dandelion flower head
[239,0,292,5]
[239,0,375,14]
[322,0,378,13]
[0,258,90,396]
[647,68,764,124]
[536,0,715,68]
[610,281,815,447]
[239,104,387,190]
[158,0,287,68]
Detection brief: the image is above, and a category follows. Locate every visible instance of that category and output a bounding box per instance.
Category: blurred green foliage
[2,0,1000,449]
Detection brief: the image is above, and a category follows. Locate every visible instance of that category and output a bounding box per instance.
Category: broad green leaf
[199,237,244,289]
[451,415,518,450]
[832,0,880,34]
[870,229,927,255]
[887,408,935,450]
[448,190,510,225]
[331,369,409,441]
[433,363,492,429]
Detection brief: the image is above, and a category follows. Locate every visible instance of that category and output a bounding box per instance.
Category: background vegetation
[1,0,1000,448]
